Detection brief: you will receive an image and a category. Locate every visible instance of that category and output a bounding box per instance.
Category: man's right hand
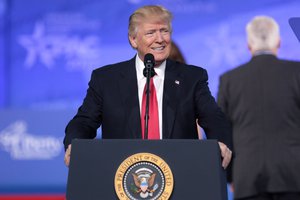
[64,144,72,167]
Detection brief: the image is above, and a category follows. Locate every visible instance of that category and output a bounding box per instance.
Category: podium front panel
[66,139,227,200]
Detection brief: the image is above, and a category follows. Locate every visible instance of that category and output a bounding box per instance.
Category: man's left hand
[218,142,232,169]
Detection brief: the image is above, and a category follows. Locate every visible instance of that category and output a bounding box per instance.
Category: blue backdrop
[0,0,299,197]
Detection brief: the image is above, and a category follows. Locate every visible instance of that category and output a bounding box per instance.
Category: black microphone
[143,53,155,78]
[142,53,155,139]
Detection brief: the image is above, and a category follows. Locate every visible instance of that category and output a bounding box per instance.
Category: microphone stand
[143,61,155,140]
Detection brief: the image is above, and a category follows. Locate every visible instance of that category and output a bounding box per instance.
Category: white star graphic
[18,22,57,69]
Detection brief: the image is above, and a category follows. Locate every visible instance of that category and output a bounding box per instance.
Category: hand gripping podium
[66,139,228,200]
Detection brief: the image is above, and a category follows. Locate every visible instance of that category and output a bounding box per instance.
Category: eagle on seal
[132,173,156,194]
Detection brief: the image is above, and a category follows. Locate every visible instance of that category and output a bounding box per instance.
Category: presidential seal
[114,153,174,200]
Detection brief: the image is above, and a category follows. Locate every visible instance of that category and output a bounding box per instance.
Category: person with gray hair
[217,16,300,200]
[64,5,232,173]
[246,16,280,56]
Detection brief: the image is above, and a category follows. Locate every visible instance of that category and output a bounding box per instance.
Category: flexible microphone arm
[143,53,155,139]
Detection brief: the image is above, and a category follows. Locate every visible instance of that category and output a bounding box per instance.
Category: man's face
[129,20,171,66]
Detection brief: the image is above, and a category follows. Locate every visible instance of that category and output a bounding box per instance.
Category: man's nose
[155,32,164,42]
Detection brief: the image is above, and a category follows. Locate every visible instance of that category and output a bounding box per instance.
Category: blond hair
[128,5,173,38]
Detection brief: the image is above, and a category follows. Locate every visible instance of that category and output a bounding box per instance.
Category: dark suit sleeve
[217,75,229,115]
[63,70,103,150]
[217,74,233,183]
[195,69,232,149]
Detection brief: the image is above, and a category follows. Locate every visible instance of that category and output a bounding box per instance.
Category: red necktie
[141,77,160,139]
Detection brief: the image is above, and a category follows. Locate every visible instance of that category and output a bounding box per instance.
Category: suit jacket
[64,57,231,150]
[218,54,300,198]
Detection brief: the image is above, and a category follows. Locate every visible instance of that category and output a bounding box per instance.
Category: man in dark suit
[217,16,300,200]
[64,5,232,169]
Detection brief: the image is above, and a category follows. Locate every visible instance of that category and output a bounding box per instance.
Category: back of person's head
[128,5,173,39]
[246,16,280,53]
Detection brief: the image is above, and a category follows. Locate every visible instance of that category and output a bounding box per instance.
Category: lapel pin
[175,80,180,85]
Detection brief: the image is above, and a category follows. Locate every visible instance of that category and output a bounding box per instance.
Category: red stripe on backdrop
[0,195,65,200]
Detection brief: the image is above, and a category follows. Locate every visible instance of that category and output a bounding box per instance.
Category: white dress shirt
[135,55,165,139]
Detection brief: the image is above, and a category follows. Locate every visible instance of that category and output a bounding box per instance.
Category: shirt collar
[253,50,275,57]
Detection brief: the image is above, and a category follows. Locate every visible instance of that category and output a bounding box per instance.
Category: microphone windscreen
[144,53,155,66]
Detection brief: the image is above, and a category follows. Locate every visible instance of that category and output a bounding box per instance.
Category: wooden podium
[66,139,227,200]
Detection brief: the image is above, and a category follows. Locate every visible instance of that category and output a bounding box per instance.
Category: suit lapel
[117,57,142,139]
[163,60,182,138]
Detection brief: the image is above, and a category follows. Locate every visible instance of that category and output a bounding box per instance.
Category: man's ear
[247,43,255,55]
[129,35,137,49]
[277,38,281,49]
[247,43,251,52]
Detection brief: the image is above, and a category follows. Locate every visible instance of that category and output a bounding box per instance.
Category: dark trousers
[235,192,300,200]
